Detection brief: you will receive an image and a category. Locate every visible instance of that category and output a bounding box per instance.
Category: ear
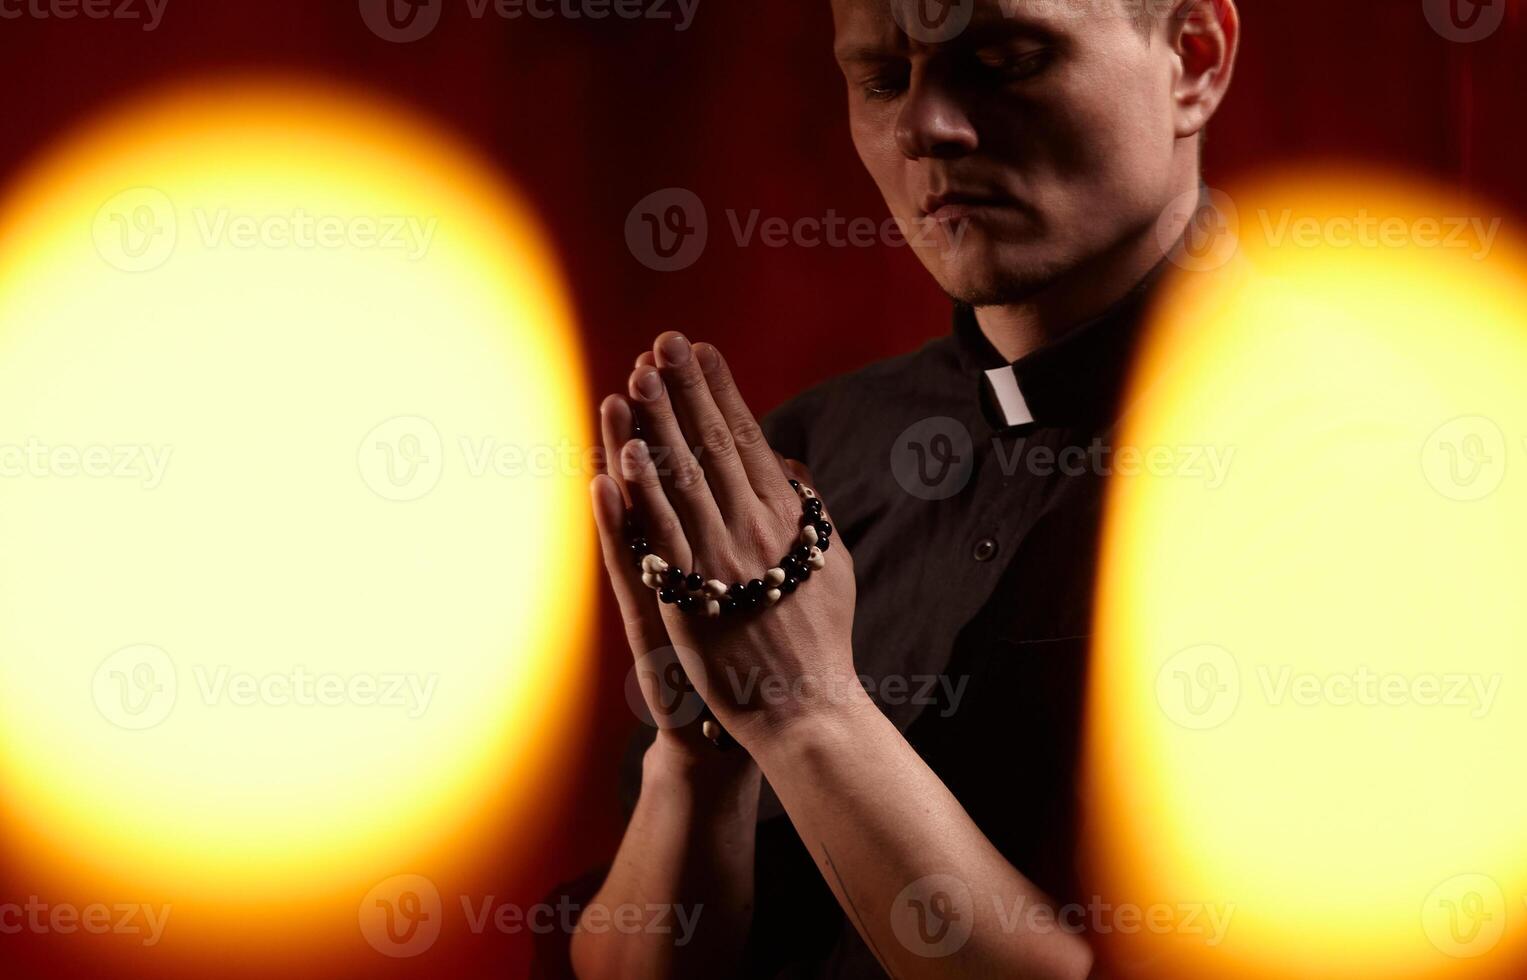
[1168,0,1241,140]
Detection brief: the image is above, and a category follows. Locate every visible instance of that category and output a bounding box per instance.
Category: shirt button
[973,538,999,562]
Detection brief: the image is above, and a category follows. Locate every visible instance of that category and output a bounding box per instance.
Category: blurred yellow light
[1085,173,1527,978]
[0,78,592,933]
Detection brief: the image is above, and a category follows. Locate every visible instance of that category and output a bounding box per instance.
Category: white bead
[802,486,817,499]
[642,571,662,590]
[704,599,722,618]
[702,719,721,742]
[800,525,819,546]
[807,547,825,571]
[765,588,782,604]
[703,579,729,599]
[641,554,668,574]
[764,567,786,587]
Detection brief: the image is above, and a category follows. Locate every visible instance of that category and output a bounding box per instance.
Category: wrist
[643,729,760,796]
[735,672,881,763]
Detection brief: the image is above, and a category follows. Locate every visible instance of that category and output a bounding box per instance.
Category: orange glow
[1084,171,1527,978]
[0,77,594,949]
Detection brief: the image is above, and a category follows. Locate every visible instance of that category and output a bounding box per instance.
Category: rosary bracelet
[627,479,831,618]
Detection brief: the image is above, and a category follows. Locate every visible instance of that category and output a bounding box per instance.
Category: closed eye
[859,65,911,103]
[973,45,1054,84]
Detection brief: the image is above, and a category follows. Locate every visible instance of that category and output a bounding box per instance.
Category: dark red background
[0,1,1521,976]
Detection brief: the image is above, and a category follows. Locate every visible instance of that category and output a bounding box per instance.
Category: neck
[974,189,1195,363]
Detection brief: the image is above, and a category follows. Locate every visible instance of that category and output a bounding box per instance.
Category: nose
[894,71,979,160]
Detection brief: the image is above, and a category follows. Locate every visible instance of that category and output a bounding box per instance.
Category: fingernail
[621,440,651,479]
[635,368,663,401]
[658,333,691,366]
[695,344,719,371]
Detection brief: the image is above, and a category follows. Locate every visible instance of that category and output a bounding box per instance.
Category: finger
[620,437,695,579]
[590,473,668,656]
[651,331,758,518]
[695,342,794,506]
[635,351,656,369]
[600,394,637,507]
[628,362,732,551]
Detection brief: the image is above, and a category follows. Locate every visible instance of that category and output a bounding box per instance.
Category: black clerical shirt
[538,273,1160,979]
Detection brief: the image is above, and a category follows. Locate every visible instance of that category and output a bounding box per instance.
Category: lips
[919,190,1020,223]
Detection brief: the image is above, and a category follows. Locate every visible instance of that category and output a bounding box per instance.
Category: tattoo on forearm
[821,843,901,980]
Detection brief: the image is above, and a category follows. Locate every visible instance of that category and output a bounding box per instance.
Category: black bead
[804,498,823,516]
[658,588,677,604]
[791,545,811,563]
[629,538,649,555]
[817,521,832,538]
[794,565,811,582]
[730,582,745,600]
[781,576,799,594]
[663,567,685,587]
[685,573,704,592]
[719,596,737,615]
[780,557,802,578]
[816,536,831,552]
[677,595,700,613]
[746,578,765,598]
[788,479,801,491]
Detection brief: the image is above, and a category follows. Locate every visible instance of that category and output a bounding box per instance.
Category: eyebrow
[835,17,1055,65]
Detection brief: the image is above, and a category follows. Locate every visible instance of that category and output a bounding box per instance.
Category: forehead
[831,0,1132,56]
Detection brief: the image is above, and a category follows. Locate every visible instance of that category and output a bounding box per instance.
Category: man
[555,1,1239,976]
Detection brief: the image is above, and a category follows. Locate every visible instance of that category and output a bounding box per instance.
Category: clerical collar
[952,263,1166,433]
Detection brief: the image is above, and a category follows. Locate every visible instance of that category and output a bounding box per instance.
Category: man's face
[832,0,1184,306]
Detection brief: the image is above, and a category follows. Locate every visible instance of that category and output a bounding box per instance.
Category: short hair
[1127,0,1166,38]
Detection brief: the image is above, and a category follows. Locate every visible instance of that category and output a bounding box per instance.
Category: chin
[922,239,1072,308]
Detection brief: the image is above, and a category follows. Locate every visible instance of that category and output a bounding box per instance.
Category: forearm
[571,734,762,980]
[750,690,1094,980]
